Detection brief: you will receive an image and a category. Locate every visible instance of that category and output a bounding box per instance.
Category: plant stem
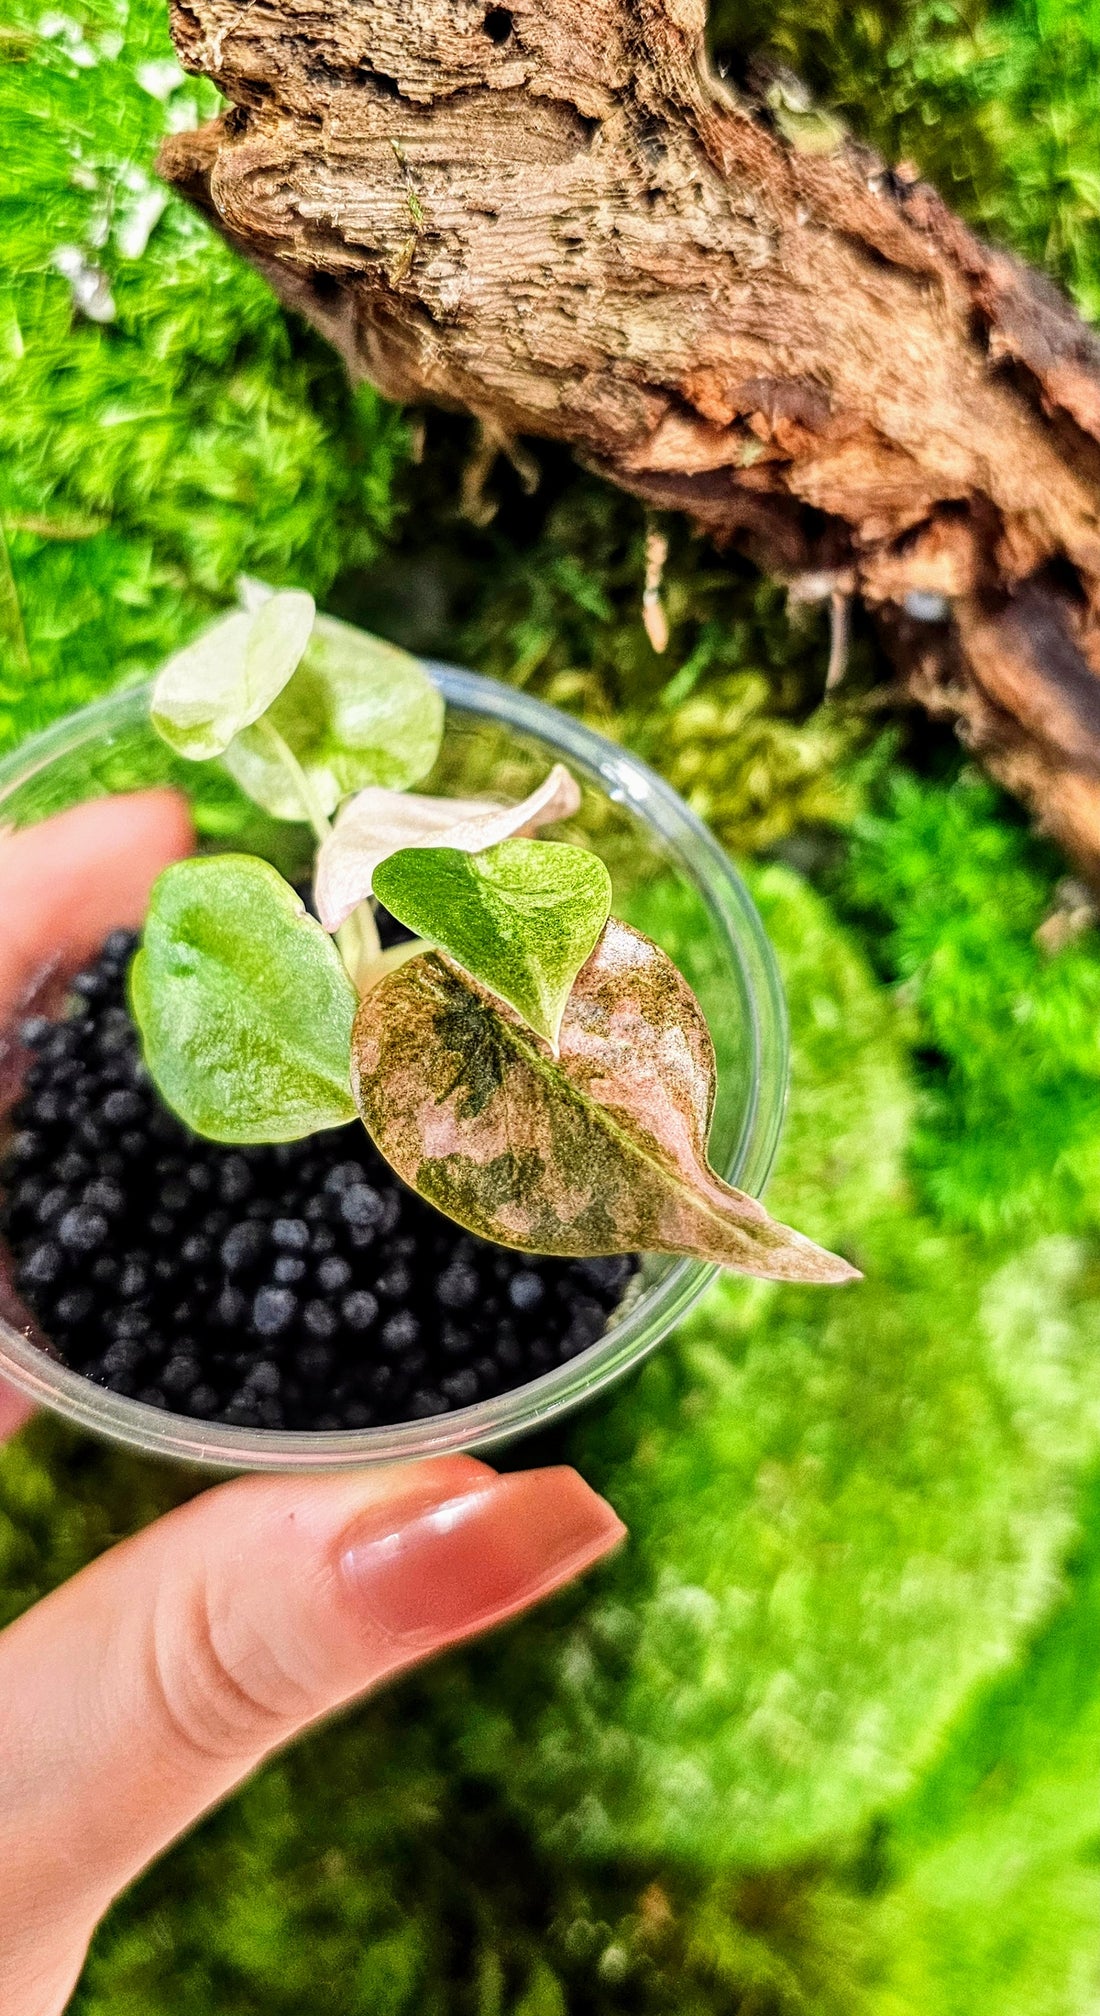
[357,936,429,988]
[254,717,332,846]
[337,903,383,984]
[252,717,384,983]
[0,518,32,677]
[252,716,384,981]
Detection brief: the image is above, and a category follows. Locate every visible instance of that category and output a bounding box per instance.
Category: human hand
[0,793,626,2016]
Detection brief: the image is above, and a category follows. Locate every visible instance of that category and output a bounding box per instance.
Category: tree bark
[158,0,1100,879]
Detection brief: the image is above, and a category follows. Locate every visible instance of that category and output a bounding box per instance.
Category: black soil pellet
[0,928,639,1432]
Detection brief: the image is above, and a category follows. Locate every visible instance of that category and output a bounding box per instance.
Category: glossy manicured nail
[341,1466,626,1650]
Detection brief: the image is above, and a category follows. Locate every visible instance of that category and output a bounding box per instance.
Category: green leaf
[314,764,582,932]
[130,855,359,1143]
[350,920,859,1282]
[223,615,444,820]
[373,837,612,1052]
[151,591,316,761]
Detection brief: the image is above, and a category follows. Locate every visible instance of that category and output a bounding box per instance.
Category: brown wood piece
[158,0,1100,879]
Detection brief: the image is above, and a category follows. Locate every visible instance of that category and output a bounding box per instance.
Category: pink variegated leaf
[315,763,581,932]
[351,917,859,1285]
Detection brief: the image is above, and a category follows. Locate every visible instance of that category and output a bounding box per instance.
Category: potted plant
[0,590,855,1468]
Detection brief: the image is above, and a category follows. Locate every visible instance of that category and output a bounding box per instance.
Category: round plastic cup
[0,666,787,1470]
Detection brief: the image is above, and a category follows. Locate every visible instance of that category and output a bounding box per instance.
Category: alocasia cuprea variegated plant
[132,586,857,1286]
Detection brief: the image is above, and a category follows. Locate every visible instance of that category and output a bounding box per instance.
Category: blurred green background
[2,0,1099,2007]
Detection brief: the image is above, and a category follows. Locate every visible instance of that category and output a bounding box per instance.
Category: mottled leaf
[223,615,444,820]
[373,838,612,1052]
[151,591,316,761]
[315,763,582,932]
[130,855,359,1143]
[351,920,859,1283]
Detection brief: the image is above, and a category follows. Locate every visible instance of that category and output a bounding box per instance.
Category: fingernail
[341,1467,626,1650]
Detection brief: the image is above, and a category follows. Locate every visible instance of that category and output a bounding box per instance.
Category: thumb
[0,1381,32,1440]
[0,1456,624,2016]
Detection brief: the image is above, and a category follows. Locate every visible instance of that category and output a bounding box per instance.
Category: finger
[0,1382,33,1442]
[0,1456,625,2014]
[0,788,194,1021]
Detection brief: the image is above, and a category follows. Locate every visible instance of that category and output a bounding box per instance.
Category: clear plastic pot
[0,666,787,1471]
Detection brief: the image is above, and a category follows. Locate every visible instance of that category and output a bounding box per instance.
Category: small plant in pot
[0,587,856,1458]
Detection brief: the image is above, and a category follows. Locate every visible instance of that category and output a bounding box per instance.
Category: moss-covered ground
[2,0,1099,2006]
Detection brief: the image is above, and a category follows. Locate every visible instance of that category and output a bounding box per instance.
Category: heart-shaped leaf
[223,615,444,821]
[351,920,859,1284]
[151,591,316,761]
[315,763,583,932]
[372,837,612,1052]
[130,855,359,1143]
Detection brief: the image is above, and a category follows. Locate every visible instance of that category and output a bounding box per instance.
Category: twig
[643,527,670,655]
[825,590,851,691]
[0,520,32,678]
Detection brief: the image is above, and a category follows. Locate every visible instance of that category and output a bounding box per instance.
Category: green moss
[840,770,1100,1239]
[68,1675,874,2016]
[0,0,408,749]
[863,1474,1100,2016]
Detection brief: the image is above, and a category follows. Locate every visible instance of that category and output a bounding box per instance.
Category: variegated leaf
[351,918,859,1284]
[223,615,444,820]
[314,763,581,933]
[372,838,612,1052]
[131,855,359,1143]
[151,591,316,761]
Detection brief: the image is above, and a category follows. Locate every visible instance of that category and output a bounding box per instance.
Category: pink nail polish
[341,1467,625,1650]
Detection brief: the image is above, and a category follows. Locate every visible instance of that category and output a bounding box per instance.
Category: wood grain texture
[159,0,1100,876]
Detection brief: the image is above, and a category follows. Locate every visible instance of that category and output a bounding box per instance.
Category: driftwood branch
[159,0,1100,878]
